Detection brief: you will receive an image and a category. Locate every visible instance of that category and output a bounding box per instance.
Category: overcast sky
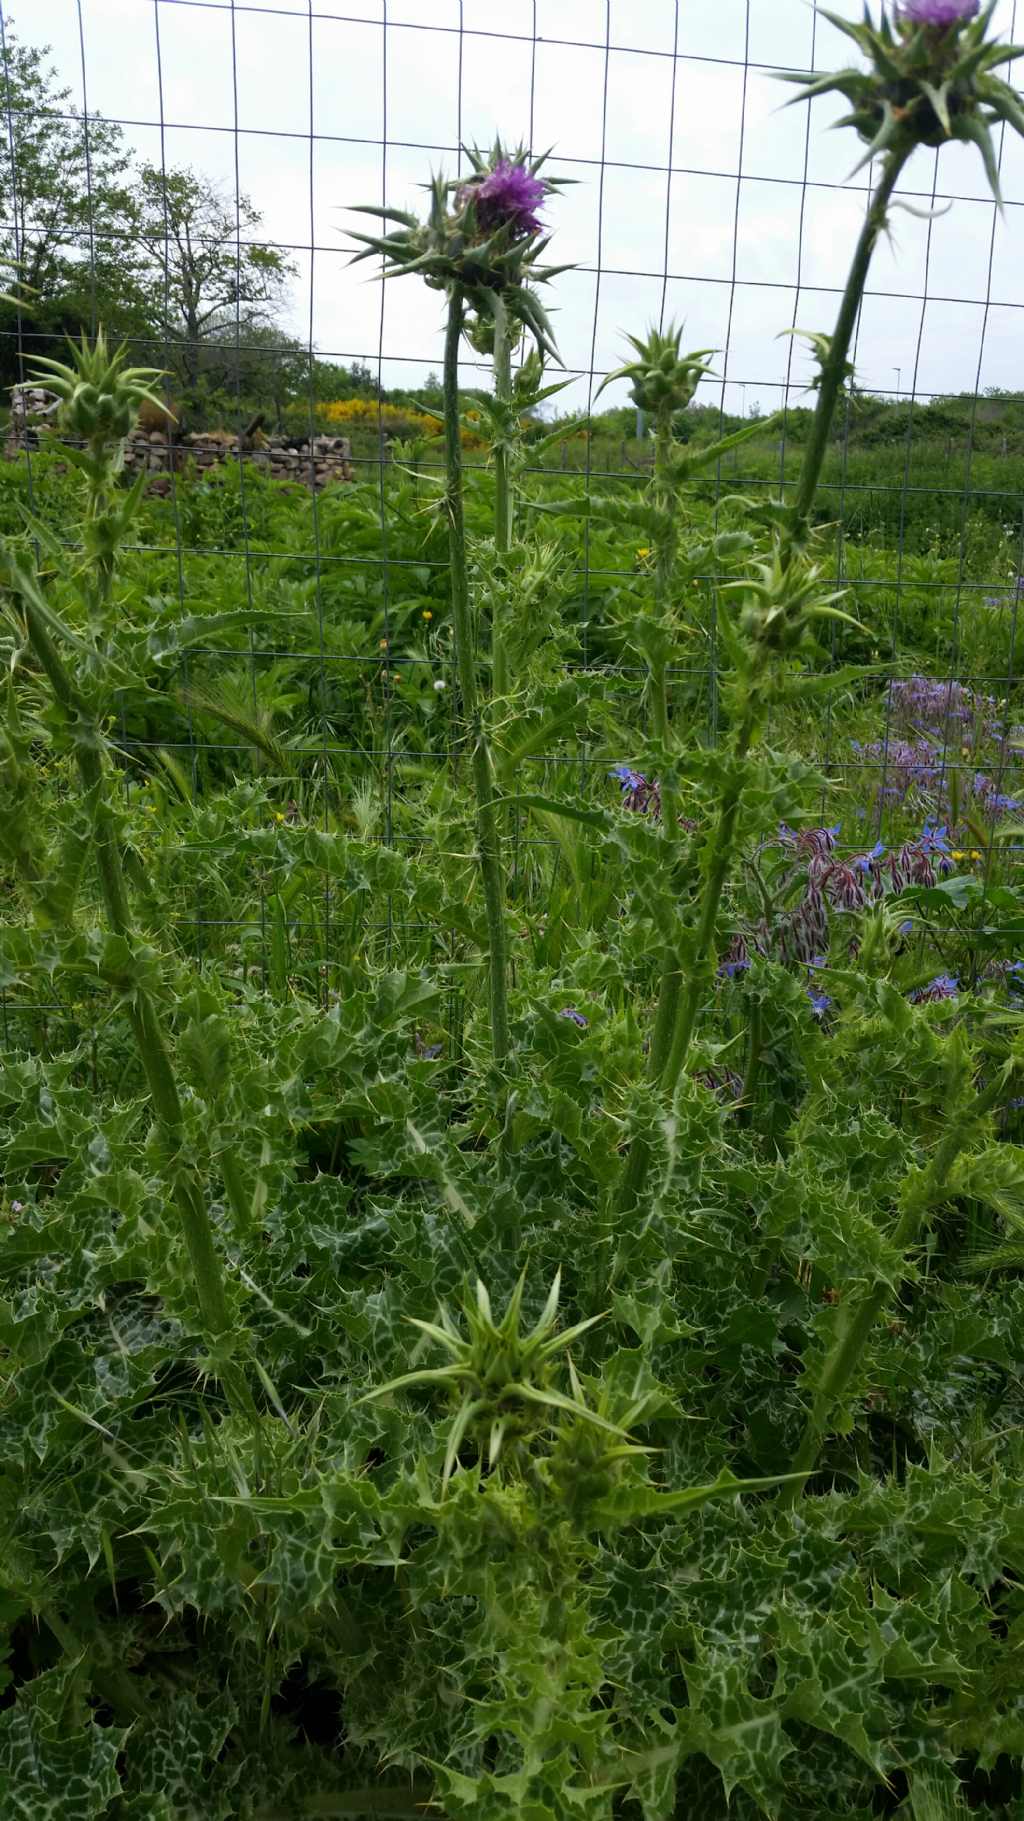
[19,0,1024,415]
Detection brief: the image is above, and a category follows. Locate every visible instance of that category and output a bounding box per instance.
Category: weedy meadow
[4,3,1024,1816]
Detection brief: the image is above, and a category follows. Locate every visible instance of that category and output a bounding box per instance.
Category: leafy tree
[195,322,309,429]
[308,355,379,403]
[135,163,296,395]
[0,20,149,384]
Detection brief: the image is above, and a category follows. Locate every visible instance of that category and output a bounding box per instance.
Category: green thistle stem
[614,702,757,1216]
[780,1065,1010,1505]
[633,404,686,1100]
[219,1145,253,1236]
[492,294,512,707]
[741,996,764,1121]
[786,148,909,555]
[614,151,909,1219]
[444,287,510,1069]
[650,401,679,838]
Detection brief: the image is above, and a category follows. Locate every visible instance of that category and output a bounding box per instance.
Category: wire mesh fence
[4,0,1024,1048]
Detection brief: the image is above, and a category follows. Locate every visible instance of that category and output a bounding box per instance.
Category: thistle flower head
[901,0,979,22]
[598,323,716,415]
[471,158,547,236]
[360,1271,622,1489]
[28,330,166,446]
[779,3,1024,199]
[725,547,867,658]
[348,140,571,360]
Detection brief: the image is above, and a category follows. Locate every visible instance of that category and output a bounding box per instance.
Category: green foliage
[4,62,1024,1810]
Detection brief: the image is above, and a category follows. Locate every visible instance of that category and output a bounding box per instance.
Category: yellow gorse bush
[322,397,485,448]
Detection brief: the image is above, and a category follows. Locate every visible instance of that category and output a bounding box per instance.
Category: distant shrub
[322,397,485,448]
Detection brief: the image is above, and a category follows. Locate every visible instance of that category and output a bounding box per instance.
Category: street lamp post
[893,366,902,401]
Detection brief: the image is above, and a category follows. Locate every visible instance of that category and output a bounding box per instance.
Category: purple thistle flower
[10,1201,23,1214]
[558,1006,589,1029]
[473,160,547,236]
[900,0,979,22]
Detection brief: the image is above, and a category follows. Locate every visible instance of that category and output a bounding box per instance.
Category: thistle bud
[727,548,868,658]
[28,331,166,450]
[597,324,716,417]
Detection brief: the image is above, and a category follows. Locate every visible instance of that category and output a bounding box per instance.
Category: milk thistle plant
[4,22,1024,1817]
[351,145,570,1068]
[0,335,252,1408]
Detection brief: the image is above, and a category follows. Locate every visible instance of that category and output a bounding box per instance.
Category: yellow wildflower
[422,610,433,621]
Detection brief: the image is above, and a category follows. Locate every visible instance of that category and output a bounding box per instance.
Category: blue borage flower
[807,958,833,1018]
[853,840,886,873]
[609,764,646,794]
[984,575,1024,609]
[557,1007,589,1029]
[717,936,752,980]
[888,675,1004,743]
[780,2,1024,199]
[910,973,960,1002]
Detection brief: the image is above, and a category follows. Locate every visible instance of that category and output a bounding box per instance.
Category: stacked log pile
[4,424,355,492]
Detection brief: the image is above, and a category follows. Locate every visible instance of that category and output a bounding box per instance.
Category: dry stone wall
[4,425,355,493]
